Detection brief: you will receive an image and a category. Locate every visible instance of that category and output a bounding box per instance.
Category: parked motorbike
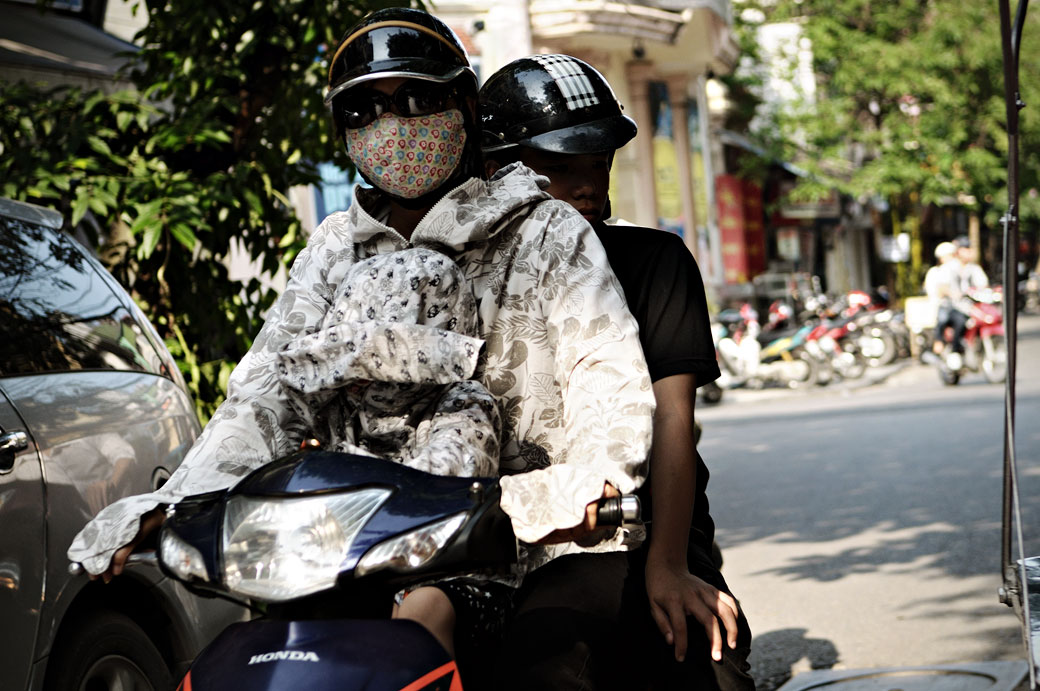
[824,290,894,378]
[758,321,821,388]
[793,289,899,383]
[698,380,724,405]
[80,450,639,691]
[714,304,818,389]
[810,315,868,381]
[926,288,1007,386]
[856,308,907,367]
[713,287,911,391]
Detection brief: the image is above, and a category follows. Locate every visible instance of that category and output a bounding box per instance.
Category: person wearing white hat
[924,242,966,357]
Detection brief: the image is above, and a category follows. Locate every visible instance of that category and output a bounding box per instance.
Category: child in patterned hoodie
[275,246,500,480]
[276,245,502,658]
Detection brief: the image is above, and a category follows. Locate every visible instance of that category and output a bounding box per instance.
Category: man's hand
[537,483,619,545]
[92,508,166,584]
[645,559,739,663]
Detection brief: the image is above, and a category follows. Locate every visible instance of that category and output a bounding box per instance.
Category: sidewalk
[701,312,1040,408]
[701,358,915,407]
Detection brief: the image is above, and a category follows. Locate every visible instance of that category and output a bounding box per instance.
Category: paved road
[697,314,1040,691]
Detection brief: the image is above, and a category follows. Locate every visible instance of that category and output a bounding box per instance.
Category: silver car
[0,198,244,691]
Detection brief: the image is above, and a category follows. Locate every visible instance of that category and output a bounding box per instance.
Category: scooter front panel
[179,618,461,691]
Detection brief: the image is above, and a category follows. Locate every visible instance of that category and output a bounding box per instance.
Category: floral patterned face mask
[345,109,467,200]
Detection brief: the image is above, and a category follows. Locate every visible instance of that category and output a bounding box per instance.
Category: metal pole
[998,0,1024,588]
[998,0,1034,687]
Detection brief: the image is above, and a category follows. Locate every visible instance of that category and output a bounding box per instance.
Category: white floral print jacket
[68,164,655,576]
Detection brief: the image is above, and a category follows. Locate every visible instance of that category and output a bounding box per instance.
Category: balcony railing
[528,0,731,44]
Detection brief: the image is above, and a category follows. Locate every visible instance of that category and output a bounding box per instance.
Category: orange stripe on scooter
[397,660,462,691]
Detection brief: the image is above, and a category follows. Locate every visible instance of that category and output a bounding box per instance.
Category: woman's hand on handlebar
[93,508,166,584]
[536,483,619,546]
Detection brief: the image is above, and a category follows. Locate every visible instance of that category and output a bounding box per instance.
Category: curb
[702,359,916,406]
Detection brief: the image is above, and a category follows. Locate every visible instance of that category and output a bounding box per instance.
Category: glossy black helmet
[325,8,476,107]
[325,8,482,206]
[479,54,637,155]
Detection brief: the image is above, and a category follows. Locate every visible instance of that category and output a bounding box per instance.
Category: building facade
[406,0,741,287]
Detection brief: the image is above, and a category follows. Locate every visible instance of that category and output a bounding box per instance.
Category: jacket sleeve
[400,380,501,478]
[499,205,655,544]
[68,218,345,575]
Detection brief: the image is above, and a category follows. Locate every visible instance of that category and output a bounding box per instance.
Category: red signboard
[743,179,766,276]
[715,175,767,284]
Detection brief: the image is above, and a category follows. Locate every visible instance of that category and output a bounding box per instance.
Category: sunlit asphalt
[696,314,1040,691]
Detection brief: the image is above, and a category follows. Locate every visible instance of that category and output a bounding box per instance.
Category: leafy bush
[1,0,413,420]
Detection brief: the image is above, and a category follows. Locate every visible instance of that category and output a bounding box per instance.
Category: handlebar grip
[596,495,641,527]
[67,550,158,577]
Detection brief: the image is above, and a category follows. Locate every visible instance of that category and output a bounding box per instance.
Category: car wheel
[44,610,172,691]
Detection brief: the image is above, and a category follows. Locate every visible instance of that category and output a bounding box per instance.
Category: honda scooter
[74,450,639,691]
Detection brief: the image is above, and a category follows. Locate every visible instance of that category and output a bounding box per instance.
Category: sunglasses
[335,80,461,130]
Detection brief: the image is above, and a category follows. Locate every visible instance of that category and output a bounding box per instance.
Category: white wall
[103,0,147,43]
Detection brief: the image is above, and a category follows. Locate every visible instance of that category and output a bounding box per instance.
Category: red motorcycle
[932,288,1007,385]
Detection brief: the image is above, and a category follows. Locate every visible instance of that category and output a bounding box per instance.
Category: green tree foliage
[1,0,414,420]
[736,0,1040,291]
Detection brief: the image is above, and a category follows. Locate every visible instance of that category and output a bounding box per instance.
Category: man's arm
[645,373,739,662]
[498,205,655,545]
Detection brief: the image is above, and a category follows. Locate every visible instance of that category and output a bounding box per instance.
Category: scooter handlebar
[69,496,641,578]
[68,550,158,577]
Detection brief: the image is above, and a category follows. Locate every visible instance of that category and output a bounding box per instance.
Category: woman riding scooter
[69,8,655,684]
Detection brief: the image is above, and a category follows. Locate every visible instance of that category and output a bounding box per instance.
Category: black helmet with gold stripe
[325,8,476,107]
[325,8,481,205]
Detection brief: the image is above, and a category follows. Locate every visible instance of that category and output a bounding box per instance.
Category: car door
[0,389,46,691]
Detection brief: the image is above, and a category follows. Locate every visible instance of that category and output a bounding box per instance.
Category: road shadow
[897,587,1027,657]
[748,627,840,691]
[747,526,1002,582]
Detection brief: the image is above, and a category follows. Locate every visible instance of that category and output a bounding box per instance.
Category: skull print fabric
[275,247,500,478]
[68,163,654,577]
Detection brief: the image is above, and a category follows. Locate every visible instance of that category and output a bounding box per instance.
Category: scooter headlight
[356,511,468,577]
[222,489,391,601]
[160,528,210,583]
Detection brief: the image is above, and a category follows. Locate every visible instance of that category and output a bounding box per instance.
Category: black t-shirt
[594,222,720,551]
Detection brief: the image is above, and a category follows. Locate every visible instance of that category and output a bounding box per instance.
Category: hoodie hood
[346,163,552,256]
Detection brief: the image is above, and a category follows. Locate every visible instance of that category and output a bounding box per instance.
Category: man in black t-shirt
[480,55,754,691]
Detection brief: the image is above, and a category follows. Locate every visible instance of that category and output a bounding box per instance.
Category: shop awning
[717,129,809,178]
